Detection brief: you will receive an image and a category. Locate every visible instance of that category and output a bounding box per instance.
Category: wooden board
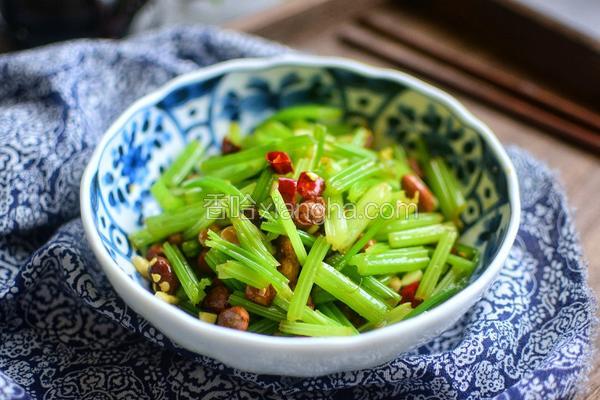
[226,1,600,397]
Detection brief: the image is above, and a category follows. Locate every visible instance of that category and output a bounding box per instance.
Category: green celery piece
[328,159,382,194]
[342,182,393,251]
[229,292,286,321]
[150,180,185,211]
[350,248,430,275]
[260,220,317,247]
[288,237,331,321]
[205,230,292,298]
[310,124,327,171]
[324,193,349,251]
[201,135,314,172]
[204,249,244,291]
[375,212,444,240]
[161,140,204,187]
[314,262,388,322]
[364,243,390,255]
[333,217,386,270]
[231,215,278,267]
[248,318,280,335]
[217,260,270,289]
[251,169,274,204]
[266,104,342,123]
[416,228,458,300]
[292,157,311,180]
[375,302,413,329]
[182,176,244,197]
[209,158,266,184]
[388,223,454,248]
[325,139,378,160]
[347,178,381,203]
[406,287,460,319]
[279,321,356,337]
[342,266,401,306]
[318,303,359,333]
[181,240,201,258]
[129,228,157,249]
[145,204,205,239]
[270,184,307,264]
[273,295,339,326]
[163,243,203,305]
[243,120,293,148]
[311,286,336,305]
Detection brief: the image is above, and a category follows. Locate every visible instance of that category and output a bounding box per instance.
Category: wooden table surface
[227,1,600,397]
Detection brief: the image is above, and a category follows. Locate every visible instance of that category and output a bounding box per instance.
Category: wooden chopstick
[338,24,600,153]
[360,12,600,134]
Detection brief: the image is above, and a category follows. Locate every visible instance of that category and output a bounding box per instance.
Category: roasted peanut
[217,306,250,331]
[408,157,424,178]
[202,285,230,313]
[167,233,184,245]
[245,285,276,306]
[294,197,326,228]
[277,237,300,283]
[220,226,239,244]
[401,174,438,212]
[149,256,179,294]
[198,225,221,246]
[196,249,214,276]
[146,243,164,261]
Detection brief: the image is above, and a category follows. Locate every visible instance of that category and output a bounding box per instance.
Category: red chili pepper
[297,171,325,199]
[400,281,420,307]
[266,151,294,174]
[277,177,297,206]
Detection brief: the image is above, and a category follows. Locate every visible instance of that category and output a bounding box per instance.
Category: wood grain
[226,1,600,396]
[338,24,600,152]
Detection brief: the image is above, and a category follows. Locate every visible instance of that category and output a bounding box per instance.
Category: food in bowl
[129,104,481,336]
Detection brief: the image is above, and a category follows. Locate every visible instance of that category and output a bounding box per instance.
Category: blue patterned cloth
[0,26,596,400]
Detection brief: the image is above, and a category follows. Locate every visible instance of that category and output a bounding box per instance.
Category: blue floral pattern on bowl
[89,61,512,287]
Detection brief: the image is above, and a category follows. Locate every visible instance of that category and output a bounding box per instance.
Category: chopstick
[338,24,600,153]
[360,12,600,134]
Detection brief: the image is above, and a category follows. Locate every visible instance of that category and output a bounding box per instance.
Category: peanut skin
[401,174,438,212]
[217,306,250,331]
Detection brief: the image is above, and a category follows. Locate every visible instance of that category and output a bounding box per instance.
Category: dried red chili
[297,171,325,199]
[400,281,422,308]
[277,177,297,206]
[266,151,294,174]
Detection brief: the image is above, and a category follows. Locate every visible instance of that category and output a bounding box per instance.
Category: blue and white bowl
[80,55,520,376]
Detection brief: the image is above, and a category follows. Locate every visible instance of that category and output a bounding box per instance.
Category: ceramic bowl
[80,54,520,377]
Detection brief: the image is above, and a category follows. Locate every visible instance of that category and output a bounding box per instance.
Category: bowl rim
[80,54,520,352]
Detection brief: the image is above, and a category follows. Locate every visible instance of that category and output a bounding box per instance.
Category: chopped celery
[288,237,330,321]
[267,104,342,123]
[217,260,270,289]
[388,223,453,248]
[270,184,307,263]
[279,321,356,337]
[161,140,204,187]
[416,228,458,300]
[375,212,444,240]
[163,243,205,305]
[231,215,278,267]
[248,318,280,334]
[229,292,286,321]
[324,192,349,251]
[315,262,388,322]
[333,217,386,271]
[150,180,184,211]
